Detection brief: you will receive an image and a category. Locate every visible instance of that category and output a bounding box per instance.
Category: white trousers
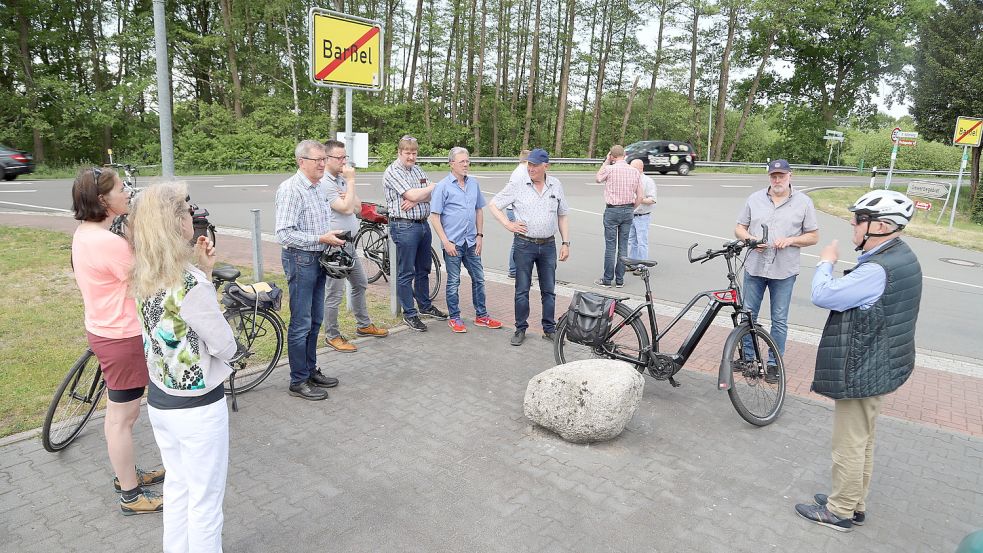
[149,398,229,553]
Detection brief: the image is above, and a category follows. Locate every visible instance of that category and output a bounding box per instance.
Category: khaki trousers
[828,396,884,519]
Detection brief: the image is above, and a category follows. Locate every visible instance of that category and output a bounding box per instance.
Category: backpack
[563,292,617,347]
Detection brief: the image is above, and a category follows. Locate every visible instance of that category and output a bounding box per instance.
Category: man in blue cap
[734,159,819,377]
[489,148,571,346]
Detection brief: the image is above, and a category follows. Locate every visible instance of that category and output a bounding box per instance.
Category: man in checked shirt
[595,145,643,288]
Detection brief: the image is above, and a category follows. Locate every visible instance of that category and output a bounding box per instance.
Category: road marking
[657,184,693,187]
[0,200,71,212]
[213,184,268,188]
[720,185,752,188]
[0,190,37,193]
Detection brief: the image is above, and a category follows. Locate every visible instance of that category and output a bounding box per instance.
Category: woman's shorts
[86,332,150,394]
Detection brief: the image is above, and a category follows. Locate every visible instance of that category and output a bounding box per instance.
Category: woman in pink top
[71,167,164,515]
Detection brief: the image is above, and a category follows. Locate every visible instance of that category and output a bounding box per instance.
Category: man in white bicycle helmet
[795,189,922,532]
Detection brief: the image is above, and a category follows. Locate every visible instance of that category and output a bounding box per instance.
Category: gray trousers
[324,258,371,339]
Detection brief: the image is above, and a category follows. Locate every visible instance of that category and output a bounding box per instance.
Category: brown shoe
[355,324,389,337]
[120,489,163,516]
[326,336,357,353]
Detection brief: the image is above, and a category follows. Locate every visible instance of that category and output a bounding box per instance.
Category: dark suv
[0,145,34,180]
[625,140,696,176]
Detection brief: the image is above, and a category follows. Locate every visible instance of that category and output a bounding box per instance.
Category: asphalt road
[3,169,981,360]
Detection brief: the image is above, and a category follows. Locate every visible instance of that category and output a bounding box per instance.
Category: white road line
[719,185,752,188]
[213,184,268,188]
[0,190,37,193]
[0,200,71,212]
[657,184,693,187]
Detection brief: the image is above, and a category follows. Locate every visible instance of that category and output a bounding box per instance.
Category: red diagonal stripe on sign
[956,120,982,144]
[315,26,380,81]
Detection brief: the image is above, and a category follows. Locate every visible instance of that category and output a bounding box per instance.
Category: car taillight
[12,154,28,163]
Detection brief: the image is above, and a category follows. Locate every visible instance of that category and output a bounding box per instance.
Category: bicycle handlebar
[687,225,769,264]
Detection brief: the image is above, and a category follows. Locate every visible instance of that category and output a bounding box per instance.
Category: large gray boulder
[523,359,645,443]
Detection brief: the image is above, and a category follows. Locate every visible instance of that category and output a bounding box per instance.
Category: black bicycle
[554,227,786,426]
[354,201,441,301]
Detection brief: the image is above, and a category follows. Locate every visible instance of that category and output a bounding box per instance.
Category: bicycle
[354,202,441,302]
[554,227,786,427]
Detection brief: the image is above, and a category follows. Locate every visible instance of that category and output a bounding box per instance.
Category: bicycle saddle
[212,265,241,282]
[621,257,657,268]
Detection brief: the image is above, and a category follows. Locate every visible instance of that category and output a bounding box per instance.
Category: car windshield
[625,142,651,154]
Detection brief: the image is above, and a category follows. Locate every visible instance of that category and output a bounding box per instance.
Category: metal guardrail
[870,167,962,178]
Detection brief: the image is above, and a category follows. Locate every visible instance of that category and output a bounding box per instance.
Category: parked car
[625,140,696,176]
[0,145,35,180]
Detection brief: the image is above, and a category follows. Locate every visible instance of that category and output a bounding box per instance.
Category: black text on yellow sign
[309,9,383,91]
[953,117,983,147]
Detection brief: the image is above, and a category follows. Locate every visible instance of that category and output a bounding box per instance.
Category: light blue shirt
[811,240,895,312]
[431,173,486,246]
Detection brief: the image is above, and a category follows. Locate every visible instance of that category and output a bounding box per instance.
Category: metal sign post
[949,146,970,232]
[884,127,901,189]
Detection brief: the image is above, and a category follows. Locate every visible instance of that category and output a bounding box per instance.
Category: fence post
[251,209,263,281]
[868,166,878,189]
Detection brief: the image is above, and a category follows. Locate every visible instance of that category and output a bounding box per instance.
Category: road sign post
[884,128,918,189]
[949,146,970,232]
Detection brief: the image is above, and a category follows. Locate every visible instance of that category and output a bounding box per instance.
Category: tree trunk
[443,0,459,106]
[620,74,640,143]
[406,0,425,100]
[284,13,300,116]
[382,0,397,102]
[13,3,44,162]
[642,3,669,140]
[724,27,776,162]
[587,0,613,158]
[466,0,478,119]
[553,0,576,156]
[578,5,600,146]
[510,0,531,116]
[711,2,738,161]
[472,0,488,154]
[687,2,700,105]
[521,0,541,150]
[451,2,467,124]
[219,0,243,118]
[423,6,434,141]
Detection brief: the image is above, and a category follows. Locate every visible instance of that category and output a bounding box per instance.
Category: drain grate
[940,258,981,268]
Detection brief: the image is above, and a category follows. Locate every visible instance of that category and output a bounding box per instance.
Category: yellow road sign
[954,116,983,147]
[309,9,384,91]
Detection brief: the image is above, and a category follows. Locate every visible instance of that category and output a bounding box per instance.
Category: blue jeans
[281,248,326,385]
[389,221,433,317]
[513,238,557,333]
[741,271,797,363]
[627,213,651,260]
[506,208,517,276]
[602,205,634,284]
[443,243,487,320]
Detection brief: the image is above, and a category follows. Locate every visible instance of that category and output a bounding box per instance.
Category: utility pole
[152,0,175,179]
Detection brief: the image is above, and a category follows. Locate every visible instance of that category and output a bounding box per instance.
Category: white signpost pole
[948,146,970,232]
[884,127,900,190]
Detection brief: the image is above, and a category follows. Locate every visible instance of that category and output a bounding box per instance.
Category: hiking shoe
[447,318,467,333]
[474,316,502,329]
[403,315,428,332]
[120,489,163,516]
[794,503,853,532]
[593,279,611,288]
[114,467,165,492]
[355,324,389,337]
[765,364,780,384]
[326,336,357,353]
[813,494,865,525]
[511,329,526,346]
[309,369,338,388]
[615,282,624,288]
[542,331,555,342]
[288,381,329,401]
[421,305,448,320]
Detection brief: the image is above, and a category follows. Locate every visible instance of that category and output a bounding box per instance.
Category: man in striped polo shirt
[595,145,643,288]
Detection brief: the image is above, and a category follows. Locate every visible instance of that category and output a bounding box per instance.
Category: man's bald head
[630,159,644,172]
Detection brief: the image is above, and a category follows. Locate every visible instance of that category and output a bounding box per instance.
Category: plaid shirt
[383,159,431,220]
[274,170,332,251]
[597,160,642,205]
[492,175,569,239]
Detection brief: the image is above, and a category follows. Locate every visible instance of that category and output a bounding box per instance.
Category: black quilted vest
[812,239,922,399]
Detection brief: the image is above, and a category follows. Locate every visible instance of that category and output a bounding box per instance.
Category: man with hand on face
[489,148,570,346]
[321,139,388,354]
[595,144,643,288]
[275,140,347,401]
[734,159,819,373]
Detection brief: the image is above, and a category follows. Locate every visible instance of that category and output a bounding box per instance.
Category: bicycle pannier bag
[563,292,617,347]
[224,281,283,311]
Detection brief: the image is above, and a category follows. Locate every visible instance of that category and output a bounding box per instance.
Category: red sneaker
[447,318,467,333]
[474,316,502,329]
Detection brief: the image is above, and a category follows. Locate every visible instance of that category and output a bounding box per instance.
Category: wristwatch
[561,241,571,246]
[476,233,484,237]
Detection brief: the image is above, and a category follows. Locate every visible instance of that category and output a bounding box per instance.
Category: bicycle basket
[359,202,388,224]
[224,281,283,311]
[563,292,617,347]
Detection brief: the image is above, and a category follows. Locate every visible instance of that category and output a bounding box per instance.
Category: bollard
[868,166,878,189]
[251,209,263,281]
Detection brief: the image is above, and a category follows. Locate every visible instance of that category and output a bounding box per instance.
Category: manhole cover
[940,258,981,268]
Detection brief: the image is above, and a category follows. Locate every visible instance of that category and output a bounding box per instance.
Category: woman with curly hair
[70,166,164,515]
[129,181,236,552]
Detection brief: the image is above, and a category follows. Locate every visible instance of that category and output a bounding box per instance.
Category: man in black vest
[795,190,921,532]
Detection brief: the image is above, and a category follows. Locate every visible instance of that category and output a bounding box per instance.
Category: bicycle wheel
[428,247,442,301]
[224,308,285,393]
[42,349,106,452]
[355,226,387,284]
[725,324,786,426]
[554,302,649,373]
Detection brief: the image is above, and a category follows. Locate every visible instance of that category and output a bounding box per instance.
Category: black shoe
[288,381,329,401]
[794,503,853,532]
[615,282,624,288]
[542,331,555,342]
[814,494,865,525]
[403,315,428,332]
[309,369,338,388]
[593,278,611,288]
[507,273,516,279]
[765,364,780,384]
[421,305,448,320]
[511,329,526,346]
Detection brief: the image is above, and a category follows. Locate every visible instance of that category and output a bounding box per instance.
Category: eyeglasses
[91,167,103,183]
[400,135,418,142]
[187,205,195,217]
[453,159,471,164]
[326,154,349,161]
[301,156,328,164]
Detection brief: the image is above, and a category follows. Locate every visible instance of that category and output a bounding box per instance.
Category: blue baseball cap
[767,159,791,174]
[527,148,550,164]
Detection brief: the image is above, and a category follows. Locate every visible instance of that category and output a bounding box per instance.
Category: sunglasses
[400,135,418,142]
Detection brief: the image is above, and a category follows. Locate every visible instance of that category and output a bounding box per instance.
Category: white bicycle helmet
[849,190,915,227]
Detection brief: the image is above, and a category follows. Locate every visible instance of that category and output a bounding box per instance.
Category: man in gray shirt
[734,159,819,370]
[321,139,388,353]
[628,159,657,259]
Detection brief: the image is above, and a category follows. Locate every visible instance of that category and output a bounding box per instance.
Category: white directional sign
[906,180,950,200]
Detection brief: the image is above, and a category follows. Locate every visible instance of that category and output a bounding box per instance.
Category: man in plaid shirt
[595,145,643,287]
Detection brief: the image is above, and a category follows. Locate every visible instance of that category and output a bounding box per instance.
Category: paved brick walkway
[1,212,981,552]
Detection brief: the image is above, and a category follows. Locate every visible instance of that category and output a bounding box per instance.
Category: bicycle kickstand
[668,376,681,388]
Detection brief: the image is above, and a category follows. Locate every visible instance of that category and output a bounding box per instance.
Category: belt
[283,246,321,253]
[390,217,427,223]
[515,234,554,245]
[606,203,633,208]
[633,213,651,217]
